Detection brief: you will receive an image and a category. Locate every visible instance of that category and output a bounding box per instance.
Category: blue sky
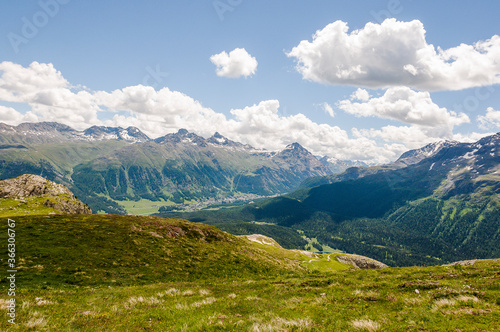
[0,0,499,163]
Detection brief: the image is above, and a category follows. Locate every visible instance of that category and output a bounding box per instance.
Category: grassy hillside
[160,203,312,249]
[0,197,76,218]
[0,214,357,288]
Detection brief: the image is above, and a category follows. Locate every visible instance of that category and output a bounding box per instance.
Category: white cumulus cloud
[0,105,38,125]
[95,85,227,138]
[478,107,500,129]
[0,61,68,96]
[344,87,473,150]
[354,125,443,149]
[210,48,258,78]
[0,61,101,128]
[338,87,470,128]
[222,100,401,163]
[452,131,495,143]
[350,88,370,102]
[287,19,500,91]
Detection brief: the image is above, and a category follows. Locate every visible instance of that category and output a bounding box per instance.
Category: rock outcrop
[335,254,388,269]
[0,174,91,214]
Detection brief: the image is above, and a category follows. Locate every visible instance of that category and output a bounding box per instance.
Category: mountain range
[0,122,348,213]
[0,122,150,144]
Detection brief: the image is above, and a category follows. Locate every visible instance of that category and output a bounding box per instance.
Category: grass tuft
[25,312,48,329]
[351,318,380,331]
[251,316,313,331]
[198,289,211,296]
[191,297,216,307]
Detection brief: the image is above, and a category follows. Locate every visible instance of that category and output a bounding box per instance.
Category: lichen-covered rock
[0,174,91,214]
[335,254,388,269]
[0,174,68,198]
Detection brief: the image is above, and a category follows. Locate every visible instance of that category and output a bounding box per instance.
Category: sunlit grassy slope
[0,194,91,218]
[1,258,499,331]
[0,198,61,218]
[0,214,353,288]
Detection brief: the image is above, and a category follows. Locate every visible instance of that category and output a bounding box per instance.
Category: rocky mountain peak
[272,142,331,176]
[83,125,150,142]
[474,132,500,147]
[206,132,252,150]
[285,142,305,150]
[177,128,189,135]
[280,142,311,157]
[154,128,207,146]
[207,132,230,144]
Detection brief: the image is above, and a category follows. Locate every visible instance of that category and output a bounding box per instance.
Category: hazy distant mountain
[71,129,332,206]
[301,139,462,188]
[319,156,369,174]
[0,122,150,144]
[0,122,82,144]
